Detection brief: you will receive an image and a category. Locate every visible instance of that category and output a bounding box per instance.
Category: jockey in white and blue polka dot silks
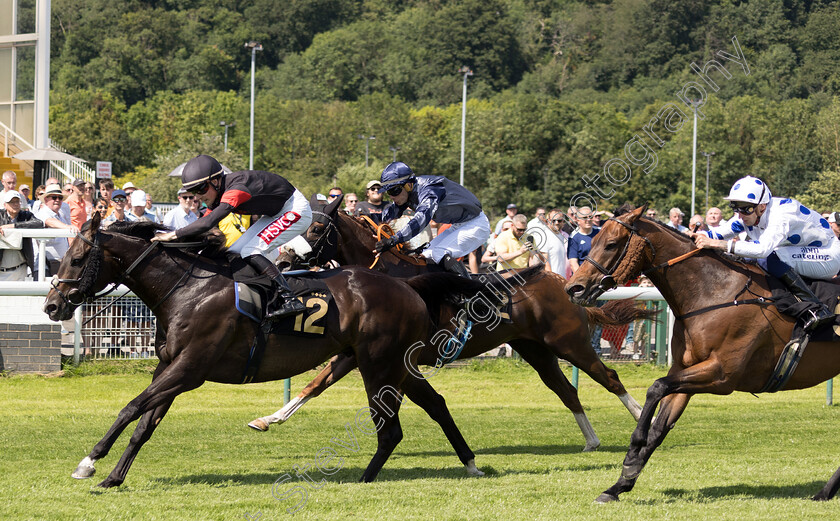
[694,175,840,332]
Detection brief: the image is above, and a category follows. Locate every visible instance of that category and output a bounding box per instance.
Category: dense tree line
[46,0,840,217]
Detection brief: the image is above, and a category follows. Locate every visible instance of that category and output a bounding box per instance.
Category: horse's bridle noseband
[582,216,657,294]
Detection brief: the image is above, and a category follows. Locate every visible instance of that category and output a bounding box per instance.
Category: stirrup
[265,297,305,321]
[802,307,834,333]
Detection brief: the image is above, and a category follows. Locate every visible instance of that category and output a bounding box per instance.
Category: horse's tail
[584,298,659,327]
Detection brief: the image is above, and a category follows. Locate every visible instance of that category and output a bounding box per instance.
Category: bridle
[582,216,657,294]
[50,229,204,319]
[304,210,338,267]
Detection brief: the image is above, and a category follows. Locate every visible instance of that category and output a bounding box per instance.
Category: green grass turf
[2,360,840,520]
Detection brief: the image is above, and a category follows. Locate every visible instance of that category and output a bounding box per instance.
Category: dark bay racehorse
[252,197,652,456]
[566,205,840,502]
[43,212,483,487]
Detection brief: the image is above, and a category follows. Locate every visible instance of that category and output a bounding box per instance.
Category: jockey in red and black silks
[153,154,311,319]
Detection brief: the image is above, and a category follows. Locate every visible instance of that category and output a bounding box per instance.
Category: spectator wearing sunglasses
[374,161,490,278]
[163,188,199,230]
[539,209,570,276]
[355,180,387,223]
[103,189,131,225]
[568,206,601,274]
[152,154,310,320]
[694,175,840,332]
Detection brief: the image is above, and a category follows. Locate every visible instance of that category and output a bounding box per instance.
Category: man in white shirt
[2,170,28,210]
[127,190,159,223]
[163,188,199,230]
[494,203,518,236]
[34,184,76,276]
[527,207,548,230]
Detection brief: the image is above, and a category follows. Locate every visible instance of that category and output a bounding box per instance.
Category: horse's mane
[102,220,229,258]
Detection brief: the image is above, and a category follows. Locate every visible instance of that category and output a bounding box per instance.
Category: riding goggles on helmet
[728,202,757,215]
[386,185,403,197]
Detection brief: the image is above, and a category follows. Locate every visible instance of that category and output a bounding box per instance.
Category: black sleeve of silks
[175,202,234,238]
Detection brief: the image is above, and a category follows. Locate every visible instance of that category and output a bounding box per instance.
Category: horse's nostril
[566,284,584,297]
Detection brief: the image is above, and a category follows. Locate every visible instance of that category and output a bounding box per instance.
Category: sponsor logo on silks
[257,211,302,244]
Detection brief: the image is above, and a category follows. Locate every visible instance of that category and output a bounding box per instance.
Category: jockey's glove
[375,236,399,253]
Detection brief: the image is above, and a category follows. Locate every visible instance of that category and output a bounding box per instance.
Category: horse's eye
[604,242,618,251]
[70,257,84,267]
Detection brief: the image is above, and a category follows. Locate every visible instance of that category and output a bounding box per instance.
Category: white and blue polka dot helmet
[724,176,771,205]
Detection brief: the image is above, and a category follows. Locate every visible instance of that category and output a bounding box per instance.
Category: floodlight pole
[220,121,235,153]
[358,135,376,167]
[245,41,263,170]
[459,66,473,187]
[701,151,715,213]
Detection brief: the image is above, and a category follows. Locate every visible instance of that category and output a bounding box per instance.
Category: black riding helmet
[182,155,225,195]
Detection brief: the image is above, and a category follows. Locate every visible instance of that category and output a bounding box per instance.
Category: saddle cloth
[229,254,333,336]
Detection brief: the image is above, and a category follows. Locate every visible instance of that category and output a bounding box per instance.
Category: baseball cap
[130,189,147,207]
[3,190,22,204]
[506,203,517,210]
[111,189,127,200]
[366,180,382,190]
[829,212,840,224]
[72,178,86,188]
[315,193,327,201]
[122,182,137,190]
[19,184,30,191]
[177,187,190,196]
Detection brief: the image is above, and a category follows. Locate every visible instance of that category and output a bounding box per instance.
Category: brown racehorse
[43,212,487,487]
[251,196,652,458]
[565,205,840,502]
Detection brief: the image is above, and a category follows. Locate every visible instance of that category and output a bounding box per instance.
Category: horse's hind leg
[509,340,600,451]
[401,375,483,476]
[544,333,642,420]
[813,466,840,500]
[248,353,358,431]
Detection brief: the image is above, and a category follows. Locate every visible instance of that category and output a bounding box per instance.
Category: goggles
[192,182,212,196]
[386,185,403,197]
[728,202,757,215]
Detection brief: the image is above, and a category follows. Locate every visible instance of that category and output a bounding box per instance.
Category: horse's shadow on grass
[405,443,628,458]
[657,481,829,502]
[150,460,619,488]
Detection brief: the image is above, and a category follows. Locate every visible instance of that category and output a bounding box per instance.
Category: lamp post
[389,146,401,162]
[219,121,235,153]
[701,151,715,213]
[245,41,263,170]
[458,66,473,187]
[687,98,703,218]
[358,135,376,167]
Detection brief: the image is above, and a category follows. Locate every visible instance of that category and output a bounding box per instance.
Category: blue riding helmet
[379,162,416,193]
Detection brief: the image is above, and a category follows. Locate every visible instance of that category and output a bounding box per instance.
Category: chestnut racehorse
[566,205,840,502]
[251,196,652,458]
[43,213,489,487]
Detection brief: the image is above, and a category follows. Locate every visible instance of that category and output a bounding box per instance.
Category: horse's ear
[627,205,646,223]
[89,210,102,236]
[324,194,343,216]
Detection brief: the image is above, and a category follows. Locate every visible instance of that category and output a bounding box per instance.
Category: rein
[358,215,426,269]
[54,230,207,324]
[585,215,774,320]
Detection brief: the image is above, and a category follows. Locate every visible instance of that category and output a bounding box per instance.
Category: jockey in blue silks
[373,162,491,278]
[693,175,840,332]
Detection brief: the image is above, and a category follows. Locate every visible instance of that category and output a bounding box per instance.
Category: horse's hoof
[96,477,123,488]
[72,464,95,479]
[582,441,601,452]
[595,492,619,504]
[812,491,831,501]
[248,418,269,431]
[464,459,485,477]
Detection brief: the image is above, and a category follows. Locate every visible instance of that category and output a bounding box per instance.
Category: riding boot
[439,253,471,279]
[779,269,835,332]
[246,255,306,320]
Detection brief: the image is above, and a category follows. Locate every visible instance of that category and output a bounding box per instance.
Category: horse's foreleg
[401,376,481,475]
[95,397,175,488]
[511,340,600,451]
[813,466,840,500]
[248,353,358,431]
[74,360,204,486]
